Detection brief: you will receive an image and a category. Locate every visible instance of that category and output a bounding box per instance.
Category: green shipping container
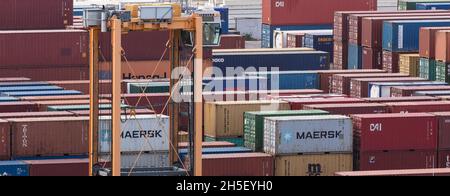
[47,104,130,111]
[420,58,436,81]
[204,136,244,147]
[128,82,170,94]
[243,110,330,152]
[398,0,450,10]
[436,61,449,83]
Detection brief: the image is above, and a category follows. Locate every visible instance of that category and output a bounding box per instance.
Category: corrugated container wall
[0,161,29,176]
[0,120,10,160]
[275,153,353,176]
[202,153,274,176]
[357,150,437,171]
[435,30,450,63]
[419,27,450,59]
[25,159,88,176]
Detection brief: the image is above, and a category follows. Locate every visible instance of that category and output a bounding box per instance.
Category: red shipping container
[35,99,111,111]
[383,51,413,73]
[0,102,39,113]
[0,77,30,82]
[8,117,89,158]
[331,73,408,95]
[316,69,386,93]
[47,80,115,95]
[336,168,450,176]
[0,0,73,30]
[0,30,88,67]
[303,103,389,115]
[0,111,74,119]
[0,66,89,81]
[122,93,170,114]
[362,47,383,69]
[0,120,10,160]
[357,150,437,171]
[419,27,450,59]
[390,86,450,97]
[333,41,348,69]
[214,34,245,49]
[286,97,364,110]
[385,101,450,113]
[350,77,425,98]
[430,112,450,150]
[363,96,439,103]
[435,30,450,63]
[334,11,383,42]
[438,150,450,168]
[352,113,438,152]
[25,159,89,176]
[203,153,274,176]
[21,95,90,102]
[262,0,377,26]
[287,32,304,48]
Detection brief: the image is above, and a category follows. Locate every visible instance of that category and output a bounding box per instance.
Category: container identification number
[220,181,273,191]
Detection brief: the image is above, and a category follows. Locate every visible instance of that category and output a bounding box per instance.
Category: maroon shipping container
[350,77,425,98]
[69,108,154,117]
[316,69,386,93]
[122,93,170,114]
[262,0,376,26]
[331,73,408,95]
[0,102,39,113]
[286,97,364,110]
[100,31,169,61]
[336,168,450,176]
[202,153,274,176]
[0,0,73,30]
[25,159,89,176]
[385,101,450,113]
[352,113,438,152]
[438,150,450,168]
[47,80,115,95]
[303,103,389,115]
[362,47,383,69]
[178,141,235,149]
[0,120,10,160]
[333,41,348,69]
[214,34,245,49]
[391,86,450,97]
[0,30,88,67]
[8,117,89,157]
[430,112,450,150]
[383,51,414,73]
[363,96,439,103]
[435,30,450,63]
[287,32,303,48]
[419,27,450,59]
[0,77,30,82]
[20,95,90,102]
[334,11,382,42]
[357,150,437,171]
[35,99,111,111]
[0,66,89,81]
[0,111,74,119]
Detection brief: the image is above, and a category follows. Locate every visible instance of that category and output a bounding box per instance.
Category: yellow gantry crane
[83,3,221,176]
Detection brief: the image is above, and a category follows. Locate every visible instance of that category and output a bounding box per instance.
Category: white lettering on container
[21,125,28,148]
[370,123,382,132]
[275,1,285,8]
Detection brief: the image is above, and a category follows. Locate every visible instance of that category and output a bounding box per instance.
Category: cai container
[386,101,450,113]
[264,115,353,155]
[202,153,274,176]
[356,150,437,171]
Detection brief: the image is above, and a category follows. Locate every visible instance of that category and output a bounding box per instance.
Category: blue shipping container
[178,147,252,162]
[303,31,334,62]
[215,7,229,34]
[416,3,450,10]
[203,76,268,91]
[368,81,448,98]
[0,161,29,176]
[348,43,363,69]
[2,90,82,97]
[261,23,332,48]
[383,19,450,52]
[245,71,319,90]
[0,86,63,93]
[212,50,330,72]
[0,82,49,87]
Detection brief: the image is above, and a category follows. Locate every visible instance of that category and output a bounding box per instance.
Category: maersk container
[244,110,330,152]
[178,147,252,162]
[414,90,450,96]
[215,7,229,34]
[244,71,319,90]
[261,23,332,48]
[383,19,450,52]
[264,115,353,155]
[99,115,169,153]
[416,2,450,10]
[419,58,437,80]
[348,43,363,69]
[203,76,268,91]
[0,161,29,176]
[0,86,63,93]
[212,50,330,72]
[1,90,82,97]
[303,31,334,62]
[369,81,448,98]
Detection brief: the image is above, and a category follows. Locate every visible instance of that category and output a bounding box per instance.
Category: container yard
[1,0,450,180]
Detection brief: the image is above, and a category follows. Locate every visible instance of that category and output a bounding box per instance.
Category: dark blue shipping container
[261,23,332,48]
[0,86,63,93]
[2,90,82,97]
[0,96,18,102]
[212,50,330,72]
[0,82,49,87]
[178,147,252,162]
[245,71,319,90]
[414,90,450,96]
[383,19,450,52]
[416,3,450,10]
[203,76,268,91]
[215,7,229,34]
[303,31,334,62]
[348,43,363,69]
[0,161,29,176]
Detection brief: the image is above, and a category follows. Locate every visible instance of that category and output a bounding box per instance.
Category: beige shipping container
[399,54,420,77]
[275,153,353,176]
[204,100,290,137]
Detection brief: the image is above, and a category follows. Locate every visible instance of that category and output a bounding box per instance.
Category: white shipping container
[369,81,447,98]
[100,152,170,169]
[99,114,170,153]
[264,115,353,155]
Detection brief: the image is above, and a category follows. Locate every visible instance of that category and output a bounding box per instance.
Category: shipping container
[286,32,304,48]
[252,89,326,100]
[435,30,450,62]
[356,150,437,171]
[214,34,245,49]
[0,0,73,30]
[348,43,363,69]
[0,82,49,87]
[122,93,169,114]
[24,159,88,176]
[399,0,450,10]
[331,73,408,95]
[245,71,318,90]
[20,95,89,102]
[0,119,10,160]
[204,100,290,138]
[383,19,450,52]
[316,69,386,93]
[336,168,450,176]
[0,65,89,81]
[127,82,170,94]
[47,104,129,111]
[391,85,450,97]
[243,110,329,152]
[419,27,450,59]
[386,101,450,112]
[261,24,332,48]
[334,11,382,41]
[0,161,29,176]
[212,49,329,72]
[430,112,450,149]
[178,147,252,163]
[363,96,440,102]
[0,30,88,67]
[436,61,450,82]
[303,103,389,115]
[350,77,426,98]
[275,153,353,176]
[362,47,383,69]
[2,90,82,97]
[69,109,155,117]
[202,153,274,176]
[438,150,450,168]
[178,141,235,149]
[203,76,268,91]
[352,113,438,151]
[0,101,39,113]
[100,152,170,169]
[46,80,115,95]
[214,7,229,34]
[419,58,437,80]
[369,81,447,98]
[383,51,415,73]
[414,90,450,96]
[264,115,353,155]
[0,111,74,119]
[0,86,63,93]
[0,96,18,102]
[262,0,377,26]
[303,31,334,61]
[203,136,244,147]
[35,99,111,111]
[287,98,365,110]
[417,2,450,9]
[274,29,332,49]
[399,54,421,76]
[0,77,30,82]
[8,117,89,158]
